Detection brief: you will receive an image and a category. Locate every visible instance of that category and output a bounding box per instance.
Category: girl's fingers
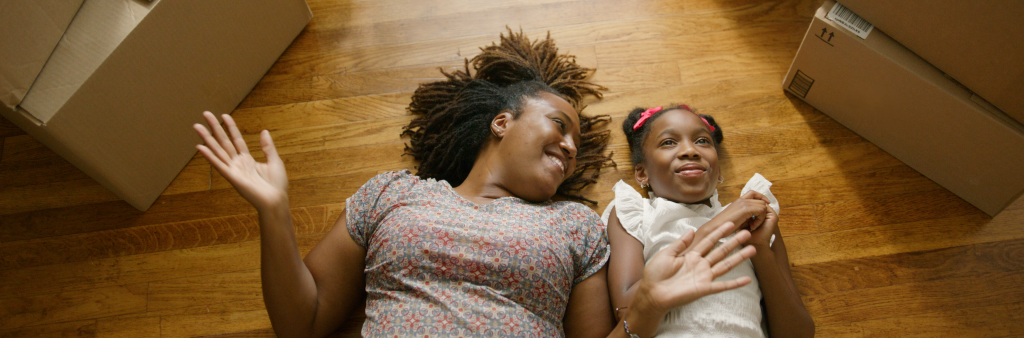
[194,123,232,165]
[711,245,757,278]
[704,229,750,264]
[203,111,238,158]
[260,130,283,165]
[222,114,250,156]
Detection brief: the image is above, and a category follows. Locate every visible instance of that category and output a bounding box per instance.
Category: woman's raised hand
[634,221,757,315]
[193,112,289,211]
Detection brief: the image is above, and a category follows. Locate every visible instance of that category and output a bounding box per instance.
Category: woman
[193,30,758,337]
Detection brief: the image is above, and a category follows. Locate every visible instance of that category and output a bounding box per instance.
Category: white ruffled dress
[600,173,781,338]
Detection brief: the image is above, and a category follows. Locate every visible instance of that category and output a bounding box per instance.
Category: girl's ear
[491,110,514,138]
[634,164,648,188]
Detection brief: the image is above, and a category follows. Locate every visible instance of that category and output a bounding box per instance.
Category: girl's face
[635,109,721,205]
[494,92,580,202]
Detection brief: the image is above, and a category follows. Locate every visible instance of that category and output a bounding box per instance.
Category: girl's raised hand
[193,112,289,211]
[635,221,757,315]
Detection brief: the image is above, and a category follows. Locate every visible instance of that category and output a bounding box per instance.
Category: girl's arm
[194,112,366,338]
[606,207,647,320]
[566,221,758,338]
[749,212,815,338]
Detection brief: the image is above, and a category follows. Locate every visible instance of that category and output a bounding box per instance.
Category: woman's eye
[553,119,566,130]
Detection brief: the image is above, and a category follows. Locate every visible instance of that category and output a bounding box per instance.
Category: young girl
[604,105,814,337]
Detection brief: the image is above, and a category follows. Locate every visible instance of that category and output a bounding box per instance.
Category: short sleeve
[567,203,611,285]
[600,180,646,243]
[345,170,417,247]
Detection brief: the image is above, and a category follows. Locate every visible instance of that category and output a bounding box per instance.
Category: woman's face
[636,109,721,204]
[494,92,580,202]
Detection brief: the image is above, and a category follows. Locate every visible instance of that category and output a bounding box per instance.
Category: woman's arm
[606,207,646,320]
[748,209,815,338]
[194,112,366,337]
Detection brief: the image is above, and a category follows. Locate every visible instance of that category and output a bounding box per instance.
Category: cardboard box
[783,0,1024,216]
[0,0,85,108]
[0,0,312,211]
[838,0,1024,126]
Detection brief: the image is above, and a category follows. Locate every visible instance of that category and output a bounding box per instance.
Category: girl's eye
[660,139,677,147]
[696,138,711,145]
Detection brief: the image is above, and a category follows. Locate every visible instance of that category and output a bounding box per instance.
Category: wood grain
[0,283,147,329]
[0,115,25,138]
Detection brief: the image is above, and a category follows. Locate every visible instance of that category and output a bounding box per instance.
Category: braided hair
[401,29,613,202]
[621,105,724,167]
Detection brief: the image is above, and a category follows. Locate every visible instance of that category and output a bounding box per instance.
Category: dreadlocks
[402,28,613,203]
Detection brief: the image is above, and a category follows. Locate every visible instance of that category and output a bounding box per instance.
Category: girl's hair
[621,105,724,166]
[401,29,613,203]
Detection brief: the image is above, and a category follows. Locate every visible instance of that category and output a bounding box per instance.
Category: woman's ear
[491,110,514,138]
[634,164,648,189]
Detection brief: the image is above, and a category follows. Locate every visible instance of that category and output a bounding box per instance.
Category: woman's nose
[562,136,578,159]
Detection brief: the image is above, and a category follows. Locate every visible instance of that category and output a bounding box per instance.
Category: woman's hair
[622,105,724,166]
[401,29,613,202]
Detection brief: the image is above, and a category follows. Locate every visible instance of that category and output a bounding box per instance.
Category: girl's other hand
[747,202,778,249]
[717,191,769,231]
[193,111,289,211]
[634,221,757,315]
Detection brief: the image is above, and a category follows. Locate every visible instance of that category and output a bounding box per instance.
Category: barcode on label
[788,70,814,98]
[827,2,874,39]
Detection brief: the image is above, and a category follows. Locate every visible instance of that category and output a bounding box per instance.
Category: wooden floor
[2,0,1023,336]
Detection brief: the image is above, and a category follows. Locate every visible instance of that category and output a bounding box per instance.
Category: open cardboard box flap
[0,0,312,211]
[0,0,85,109]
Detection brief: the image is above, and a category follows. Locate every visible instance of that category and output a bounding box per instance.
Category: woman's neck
[453,150,514,205]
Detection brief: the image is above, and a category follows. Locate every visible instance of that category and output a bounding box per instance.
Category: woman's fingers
[663,229,696,257]
[222,114,250,156]
[708,276,752,294]
[193,123,232,165]
[704,229,750,264]
[203,111,238,158]
[711,245,756,278]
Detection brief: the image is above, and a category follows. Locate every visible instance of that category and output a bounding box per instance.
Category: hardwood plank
[148,270,262,312]
[233,92,412,132]
[0,233,328,300]
[0,171,375,243]
[94,317,159,338]
[791,239,1024,296]
[590,62,682,94]
[815,302,1024,338]
[594,23,804,69]
[815,189,982,233]
[0,206,326,271]
[803,270,1024,326]
[0,319,96,338]
[234,116,414,158]
[238,65,451,109]
[0,284,147,330]
[0,115,25,138]
[786,208,1024,266]
[721,142,903,187]
[159,308,271,338]
[0,178,121,216]
[0,135,90,189]
[677,47,797,85]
